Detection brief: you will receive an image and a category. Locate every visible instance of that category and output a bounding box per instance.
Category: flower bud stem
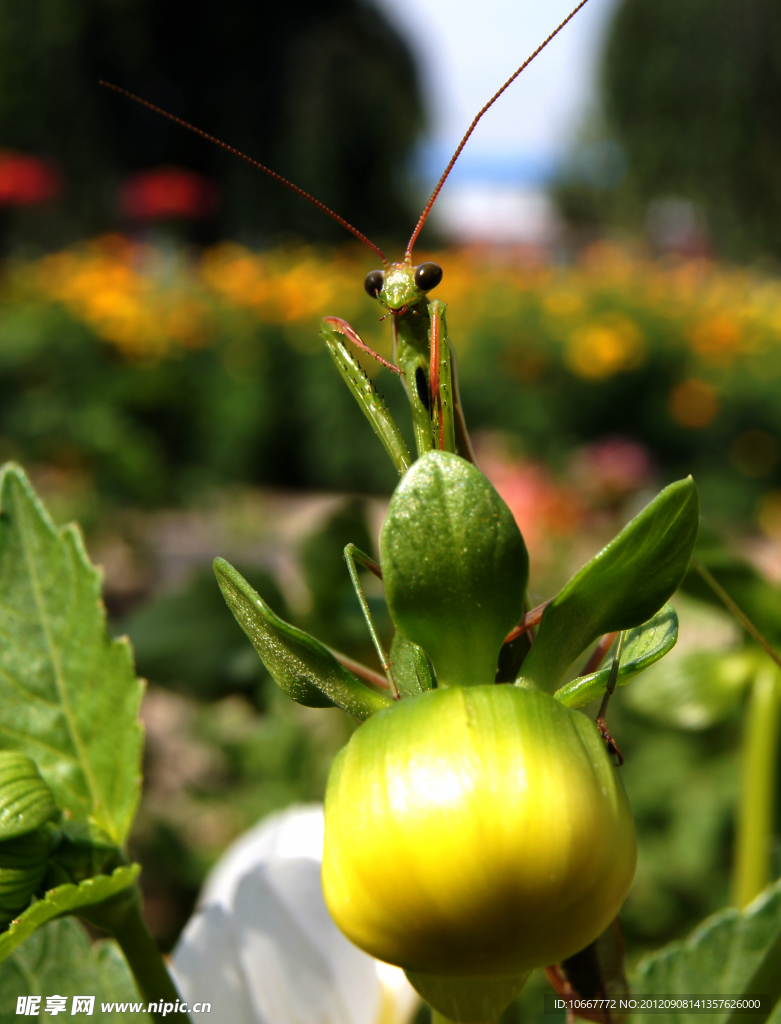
[432,1012,480,1024]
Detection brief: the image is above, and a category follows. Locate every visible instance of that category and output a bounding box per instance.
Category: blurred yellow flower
[30,235,210,358]
[9,235,781,383]
[566,315,645,379]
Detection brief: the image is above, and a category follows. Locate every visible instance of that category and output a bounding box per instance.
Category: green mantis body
[321,265,468,476]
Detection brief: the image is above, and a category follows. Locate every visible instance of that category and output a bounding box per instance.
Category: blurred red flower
[120,167,218,221]
[0,152,62,206]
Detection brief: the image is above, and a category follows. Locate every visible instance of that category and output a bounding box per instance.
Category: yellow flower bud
[322,685,636,977]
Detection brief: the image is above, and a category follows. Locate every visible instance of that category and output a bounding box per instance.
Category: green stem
[691,557,781,671]
[79,883,189,1023]
[732,666,781,909]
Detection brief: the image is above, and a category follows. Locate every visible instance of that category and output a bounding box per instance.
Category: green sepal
[46,820,123,887]
[380,451,528,688]
[0,863,140,964]
[214,557,393,720]
[406,969,529,1024]
[0,752,58,840]
[389,633,433,696]
[521,477,699,692]
[554,604,679,709]
[321,324,412,476]
[0,827,52,926]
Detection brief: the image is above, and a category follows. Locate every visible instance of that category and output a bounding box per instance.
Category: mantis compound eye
[414,262,443,292]
[364,269,385,298]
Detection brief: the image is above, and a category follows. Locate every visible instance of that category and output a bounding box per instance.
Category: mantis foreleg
[321,319,411,477]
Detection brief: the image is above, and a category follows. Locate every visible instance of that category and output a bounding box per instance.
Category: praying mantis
[102,0,594,698]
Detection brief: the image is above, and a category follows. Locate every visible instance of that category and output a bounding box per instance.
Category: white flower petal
[172,804,419,1024]
[172,903,254,1019]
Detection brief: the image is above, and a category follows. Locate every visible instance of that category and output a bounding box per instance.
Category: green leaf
[380,451,528,688]
[214,557,393,720]
[624,648,757,730]
[0,916,151,1022]
[0,464,143,846]
[0,752,57,840]
[389,633,433,696]
[521,478,699,692]
[321,324,412,476]
[632,877,781,1024]
[554,604,679,709]
[0,864,140,964]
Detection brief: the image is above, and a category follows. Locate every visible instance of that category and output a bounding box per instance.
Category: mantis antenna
[98,80,389,265]
[101,0,591,261]
[405,0,592,259]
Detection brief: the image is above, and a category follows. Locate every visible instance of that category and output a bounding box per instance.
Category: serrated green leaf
[521,478,699,692]
[632,877,781,1024]
[0,752,57,840]
[0,864,140,963]
[0,916,151,1022]
[554,604,679,709]
[624,648,757,730]
[380,451,528,688]
[389,633,433,696]
[0,464,143,846]
[214,557,393,720]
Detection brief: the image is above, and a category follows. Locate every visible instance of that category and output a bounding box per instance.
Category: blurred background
[2,0,781,1017]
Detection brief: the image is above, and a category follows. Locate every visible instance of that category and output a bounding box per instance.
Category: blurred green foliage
[0,0,423,250]
[597,0,781,260]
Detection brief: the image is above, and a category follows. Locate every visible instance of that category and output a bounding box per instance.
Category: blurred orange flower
[669,379,720,429]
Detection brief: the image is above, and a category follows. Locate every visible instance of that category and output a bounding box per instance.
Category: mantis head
[363,260,443,313]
